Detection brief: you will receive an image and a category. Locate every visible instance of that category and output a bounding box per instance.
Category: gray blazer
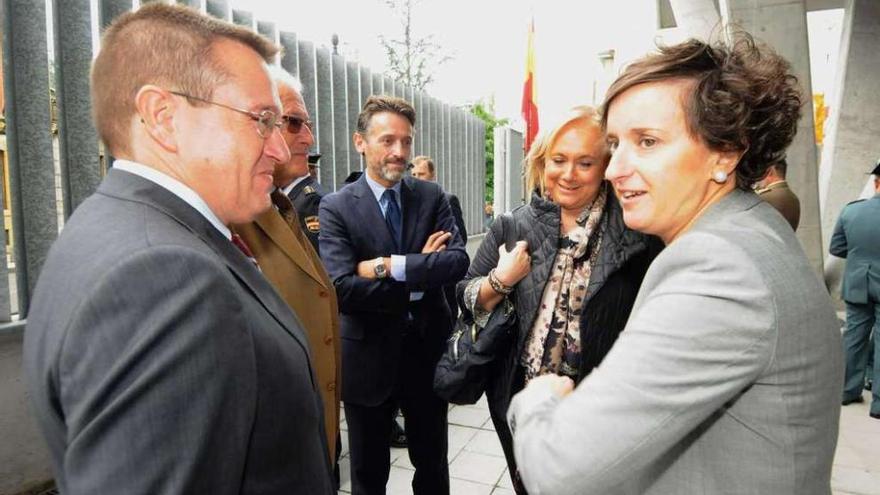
[829,194,880,304]
[23,170,334,494]
[508,189,842,495]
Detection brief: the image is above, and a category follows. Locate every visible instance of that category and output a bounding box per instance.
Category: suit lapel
[101,170,313,356]
[400,179,421,253]
[254,209,328,289]
[352,175,398,254]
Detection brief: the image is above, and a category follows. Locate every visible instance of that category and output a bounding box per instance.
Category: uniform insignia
[304,215,320,233]
[304,185,317,195]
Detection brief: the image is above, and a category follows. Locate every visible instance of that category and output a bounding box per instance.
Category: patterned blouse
[463,184,608,384]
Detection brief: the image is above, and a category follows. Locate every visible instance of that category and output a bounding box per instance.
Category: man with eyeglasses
[22,4,334,494]
[233,65,341,470]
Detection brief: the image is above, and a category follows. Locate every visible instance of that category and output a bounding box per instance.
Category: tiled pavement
[337,389,880,495]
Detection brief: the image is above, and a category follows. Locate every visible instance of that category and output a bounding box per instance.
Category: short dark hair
[92,3,279,156]
[601,33,802,189]
[356,95,416,134]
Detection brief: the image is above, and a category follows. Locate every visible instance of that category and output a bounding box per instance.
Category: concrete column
[420,92,432,160]
[437,103,448,190]
[818,0,880,262]
[297,40,317,130]
[99,0,131,29]
[231,9,253,30]
[176,0,202,10]
[724,0,824,276]
[345,60,361,174]
[331,53,350,186]
[358,65,372,110]
[1,0,60,313]
[668,0,723,38]
[371,73,383,96]
[0,333,53,494]
[279,31,298,77]
[315,47,335,188]
[411,91,421,156]
[257,21,277,44]
[477,119,487,233]
[430,97,441,187]
[205,0,229,20]
[53,0,101,217]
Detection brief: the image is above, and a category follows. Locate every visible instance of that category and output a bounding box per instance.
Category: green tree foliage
[379,0,452,91]
[470,99,508,204]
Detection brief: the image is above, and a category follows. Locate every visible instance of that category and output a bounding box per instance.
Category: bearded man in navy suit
[319,95,468,495]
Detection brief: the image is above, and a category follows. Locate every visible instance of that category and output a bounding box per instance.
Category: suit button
[323,334,333,345]
[327,381,336,391]
[319,290,328,298]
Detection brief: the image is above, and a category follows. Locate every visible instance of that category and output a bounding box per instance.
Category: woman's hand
[494,240,531,286]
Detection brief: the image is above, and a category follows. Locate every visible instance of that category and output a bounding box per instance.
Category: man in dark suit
[410,155,467,319]
[319,95,469,495]
[22,5,333,494]
[830,160,880,419]
[755,159,800,230]
[289,151,327,252]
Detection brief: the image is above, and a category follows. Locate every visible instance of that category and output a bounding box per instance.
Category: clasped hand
[355,230,451,279]
[494,240,531,286]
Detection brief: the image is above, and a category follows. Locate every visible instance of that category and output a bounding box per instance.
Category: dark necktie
[382,188,402,253]
[271,188,298,229]
[231,232,259,269]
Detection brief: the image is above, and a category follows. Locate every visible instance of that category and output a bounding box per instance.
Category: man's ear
[134,85,179,153]
[352,132,365,154]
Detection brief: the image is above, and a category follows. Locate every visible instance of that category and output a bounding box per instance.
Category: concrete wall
[0,332,52,495]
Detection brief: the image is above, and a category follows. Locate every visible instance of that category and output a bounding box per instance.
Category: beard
[379,161,405,183]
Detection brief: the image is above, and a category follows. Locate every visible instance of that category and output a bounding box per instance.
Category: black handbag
[433,299,517,404]
[433,214,518,405]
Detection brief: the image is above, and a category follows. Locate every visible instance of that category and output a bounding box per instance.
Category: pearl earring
[712,170,728,184]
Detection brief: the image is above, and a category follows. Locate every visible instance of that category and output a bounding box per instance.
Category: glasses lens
[257,110,279,138]
[284,116,313,134]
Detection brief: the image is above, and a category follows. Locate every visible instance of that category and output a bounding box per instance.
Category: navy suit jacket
[319,175,469,405]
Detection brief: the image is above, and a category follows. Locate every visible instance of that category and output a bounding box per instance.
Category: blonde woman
[457,106,661,494]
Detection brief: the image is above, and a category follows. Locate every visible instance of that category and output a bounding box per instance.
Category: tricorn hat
[308,153,322,167]
[871,159,880,176]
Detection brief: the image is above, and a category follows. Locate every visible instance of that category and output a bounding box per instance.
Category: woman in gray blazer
[507,34,843,495]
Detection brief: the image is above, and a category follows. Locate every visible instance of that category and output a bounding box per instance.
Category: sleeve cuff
[390,255,406,281]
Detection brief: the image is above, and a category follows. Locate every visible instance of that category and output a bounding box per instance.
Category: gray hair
[267,64,303,93]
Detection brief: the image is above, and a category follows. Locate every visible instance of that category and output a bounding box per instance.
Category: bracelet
[487,269,514,295]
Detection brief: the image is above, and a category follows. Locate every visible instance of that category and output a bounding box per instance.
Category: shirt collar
[364,172,402,205]
[281,175,310,197]
[112,159,231,240]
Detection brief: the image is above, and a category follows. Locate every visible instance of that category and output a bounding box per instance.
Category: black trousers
[345,333,449,495]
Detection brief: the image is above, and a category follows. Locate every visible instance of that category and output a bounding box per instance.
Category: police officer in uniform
[831,160,880,419]
[290,152,326,252]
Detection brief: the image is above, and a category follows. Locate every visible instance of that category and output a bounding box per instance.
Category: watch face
[374,259,387,278]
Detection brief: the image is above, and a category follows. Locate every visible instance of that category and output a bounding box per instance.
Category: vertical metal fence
[0,0,486,325]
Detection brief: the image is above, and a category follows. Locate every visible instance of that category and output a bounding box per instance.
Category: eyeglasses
[281,115,314,134]
[169,91,281,139]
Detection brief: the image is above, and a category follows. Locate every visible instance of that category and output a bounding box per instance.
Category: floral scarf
[521,183,607,382]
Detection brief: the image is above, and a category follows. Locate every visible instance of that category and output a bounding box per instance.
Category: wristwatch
[373,257,388,279]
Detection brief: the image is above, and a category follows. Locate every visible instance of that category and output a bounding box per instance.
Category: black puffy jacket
[458,188,662,477]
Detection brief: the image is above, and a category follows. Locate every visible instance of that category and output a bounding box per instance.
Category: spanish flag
[521,18,539,152]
